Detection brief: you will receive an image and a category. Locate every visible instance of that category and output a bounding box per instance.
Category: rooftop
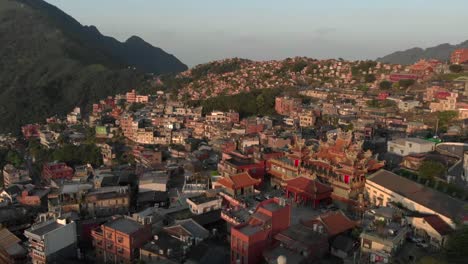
[187,194,220,205]
[104,217,144,234]
[26,220,65,237]
[367,170,467,220]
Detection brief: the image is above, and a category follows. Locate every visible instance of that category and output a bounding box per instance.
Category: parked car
[417,242,429,248]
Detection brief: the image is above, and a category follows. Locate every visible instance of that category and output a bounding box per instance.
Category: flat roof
[367,170,467,219]
[187,195,220,205]
[27,221,64,237]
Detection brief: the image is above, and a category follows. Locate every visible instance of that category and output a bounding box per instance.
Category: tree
[438,111,458,130]
[446,226,468,262]
[364,74,376,83]
[379,80,392,90]
[398,79,416,89]
[357,84,369,92]
[418,160,446,180]
[449,64,463,73]
[128,102,145,112]
[6,150,23,167]
[256,94,265,113]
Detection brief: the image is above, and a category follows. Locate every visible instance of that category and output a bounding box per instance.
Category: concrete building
[24,218,77,264]
[387,138,435,156]
[365,170,467,228]
[2,164,31,187]
[451,48,468,64]
[41,162,74,182]
[92,216,152,264]
[230,198,290,264]
[139,171,168,193]
[186,194,222,215]
[397,100,420,112]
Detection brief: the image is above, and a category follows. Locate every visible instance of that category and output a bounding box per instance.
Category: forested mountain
[0,0,187,133]
[377,40,468,65]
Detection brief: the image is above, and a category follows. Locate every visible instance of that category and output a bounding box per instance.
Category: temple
[268,129,384,202]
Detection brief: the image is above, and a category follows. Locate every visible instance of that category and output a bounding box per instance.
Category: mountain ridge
[0,0,186,133]
[377,40,468,65]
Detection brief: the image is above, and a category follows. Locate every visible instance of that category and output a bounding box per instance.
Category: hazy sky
[47,0,468,67]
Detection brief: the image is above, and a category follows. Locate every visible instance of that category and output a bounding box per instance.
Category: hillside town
[1,49,468,264]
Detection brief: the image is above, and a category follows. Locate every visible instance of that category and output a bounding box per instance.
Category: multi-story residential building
[275,96,301,116]
[365,170,467,228]
[300,88,329,100]
[451,48,468,64]
[126,89,137,103]
[186,194,222,215]
[230,198,291,264]
[42,162,74,182]
[133,128,155,145]
[206,110,239,124]
[429,92,458,112]
[360,208,409,263]
[397,100,420,112]
[24,218,77,264]
[299,111,316,127]
[92,216,152,264]
[101,143,117,166]
[84,186,130,217]
[2,164,31,187]
[387,137,435,156]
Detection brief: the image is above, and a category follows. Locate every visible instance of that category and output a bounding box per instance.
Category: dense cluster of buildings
[0,52,467,263]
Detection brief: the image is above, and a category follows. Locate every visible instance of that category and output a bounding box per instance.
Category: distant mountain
[377,40,468,65]
[0,0,187,133]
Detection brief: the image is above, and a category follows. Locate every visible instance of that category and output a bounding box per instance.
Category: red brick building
[230,198,291,264]
[275,97,301,116]
[92,216,152,264]
[42,162,74,181]
[389,73,419,82]
[451,48,468,64]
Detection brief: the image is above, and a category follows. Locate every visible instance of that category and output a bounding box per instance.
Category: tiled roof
[286,177,332,196]
[423,215,453,236]
[305,210,356,237]
[367,170,467,220]
[217,172,260,189]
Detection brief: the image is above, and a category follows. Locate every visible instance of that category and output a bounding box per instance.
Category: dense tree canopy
[379,80,393,90]
[449,64,463,73]
[419,160,446,180]
[398,79,416,88]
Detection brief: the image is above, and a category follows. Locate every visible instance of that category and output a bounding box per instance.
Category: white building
[186,195,222,215]
[139,171,168,192]
[24,218,77,264]
[387,137,435,156]
[366,170,466,228]
[397,100,420,112]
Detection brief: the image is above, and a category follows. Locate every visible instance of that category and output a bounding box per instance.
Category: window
[117,236,123,243]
